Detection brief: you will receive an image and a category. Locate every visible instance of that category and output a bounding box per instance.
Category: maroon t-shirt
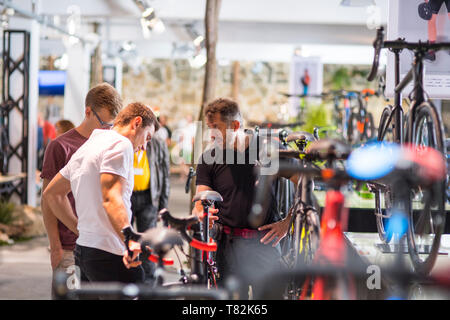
[40,128,88,250]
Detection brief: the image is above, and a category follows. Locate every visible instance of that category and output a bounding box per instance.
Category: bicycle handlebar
[368,26,450,82]
[122,227,174,266]
[53,272,229,300]
[185,167,196,194]
[159,209,217,252]
[253,260,450,300]
[277,161,348,182]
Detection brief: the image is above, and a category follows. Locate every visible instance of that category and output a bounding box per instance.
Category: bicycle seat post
[201,199,212,285]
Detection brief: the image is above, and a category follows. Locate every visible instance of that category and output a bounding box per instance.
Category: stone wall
[121,59,389,130]
[122,59,291,128]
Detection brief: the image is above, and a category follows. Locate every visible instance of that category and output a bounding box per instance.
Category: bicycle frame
[311,188,350,300]
[383,48,426,145]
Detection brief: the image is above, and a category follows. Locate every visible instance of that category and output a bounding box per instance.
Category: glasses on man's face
[91,108,113,129]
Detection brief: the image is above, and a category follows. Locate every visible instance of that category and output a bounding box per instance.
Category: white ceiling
[10,0,389,64]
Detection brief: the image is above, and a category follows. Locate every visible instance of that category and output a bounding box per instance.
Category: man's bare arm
[42,174,78,235]
[41,179,63,250]
[100,173,131,241]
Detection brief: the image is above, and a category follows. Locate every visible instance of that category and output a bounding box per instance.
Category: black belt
[132,188,150,196]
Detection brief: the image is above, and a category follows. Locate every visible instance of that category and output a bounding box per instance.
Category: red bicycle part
[190,238,217,252]
[148,254,174,266]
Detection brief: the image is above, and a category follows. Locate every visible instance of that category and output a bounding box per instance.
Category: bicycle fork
[312,190,352,300]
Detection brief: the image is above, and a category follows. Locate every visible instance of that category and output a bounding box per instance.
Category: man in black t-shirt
[193,98,295,298]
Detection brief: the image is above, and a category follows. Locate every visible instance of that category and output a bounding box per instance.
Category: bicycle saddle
[140,227,183,255]
[286,131,316,144]
[192,190,223,202]
[306,139,351,160]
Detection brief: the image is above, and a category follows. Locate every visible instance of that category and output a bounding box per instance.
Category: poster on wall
[387,0,450,99]
[289,56,323,117]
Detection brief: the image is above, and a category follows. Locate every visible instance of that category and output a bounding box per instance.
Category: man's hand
[258,217,291,247]
[192,185,220,229]
[50,247,64,270]
[192,205,219,229]
[123,240,142,269]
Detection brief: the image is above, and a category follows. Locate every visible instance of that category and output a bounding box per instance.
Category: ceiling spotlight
[140,18,152,39]
[147,17,165,34]
[142,7,154,18]
[340,0,375,6]
[193,35,204,47]
[121,41,136,52]
[189,54,207,69]
[4,8,15,16]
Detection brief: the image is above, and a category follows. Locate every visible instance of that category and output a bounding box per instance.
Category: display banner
[289,56,323,117]
[387,0,450,99]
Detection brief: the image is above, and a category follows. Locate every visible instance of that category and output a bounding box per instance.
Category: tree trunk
[189,0,222,206]
[90,22,103,87]
[231,61,240,101]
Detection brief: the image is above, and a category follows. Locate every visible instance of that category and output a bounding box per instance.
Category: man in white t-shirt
[43,102,160,284]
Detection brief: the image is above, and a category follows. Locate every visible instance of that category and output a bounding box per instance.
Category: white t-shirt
[60,129,134,256]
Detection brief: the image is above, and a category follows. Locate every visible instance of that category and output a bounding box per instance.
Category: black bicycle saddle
[192,190,223,202]
[140,227,183,255]
[306,139,351,161]
[286,131,317,144]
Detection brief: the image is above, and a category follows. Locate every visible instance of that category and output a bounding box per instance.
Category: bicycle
[53,223,228,300]
[251,137,352,299]
[251,140,448,299]
[346,89,377,145]
[367,26,449,275]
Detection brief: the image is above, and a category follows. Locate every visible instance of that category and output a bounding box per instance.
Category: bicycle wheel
[374,105,395,243]
[407,102,446,275]
[364,112,375,140]
[346,113,360,144]
[283,190,320,299]
[298,207,320,265]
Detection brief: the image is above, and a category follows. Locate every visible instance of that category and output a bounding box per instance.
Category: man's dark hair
[114,102,160,131]
[205,98,242,124]
[85,82,123,117]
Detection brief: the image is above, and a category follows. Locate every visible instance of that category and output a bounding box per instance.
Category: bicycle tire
[407,101,446,275]
[346,113,358,144]
[282,183,320,299]
[375,105,395,243]
[364,112,376,140]
[298,207,320,265]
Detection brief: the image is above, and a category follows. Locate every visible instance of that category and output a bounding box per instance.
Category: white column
[8,0,40,206]
[63,41,91,126]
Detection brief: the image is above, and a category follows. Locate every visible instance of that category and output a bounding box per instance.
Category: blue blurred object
[346,142,401,181]
[385,210,409,240]
[386,296,403,300]
[345,92,358,99]
[38,70,66,96]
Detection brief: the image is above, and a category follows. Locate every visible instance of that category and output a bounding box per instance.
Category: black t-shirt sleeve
[195,159,213,188]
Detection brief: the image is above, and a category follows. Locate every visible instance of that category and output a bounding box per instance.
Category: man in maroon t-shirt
[40,82,122,298]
